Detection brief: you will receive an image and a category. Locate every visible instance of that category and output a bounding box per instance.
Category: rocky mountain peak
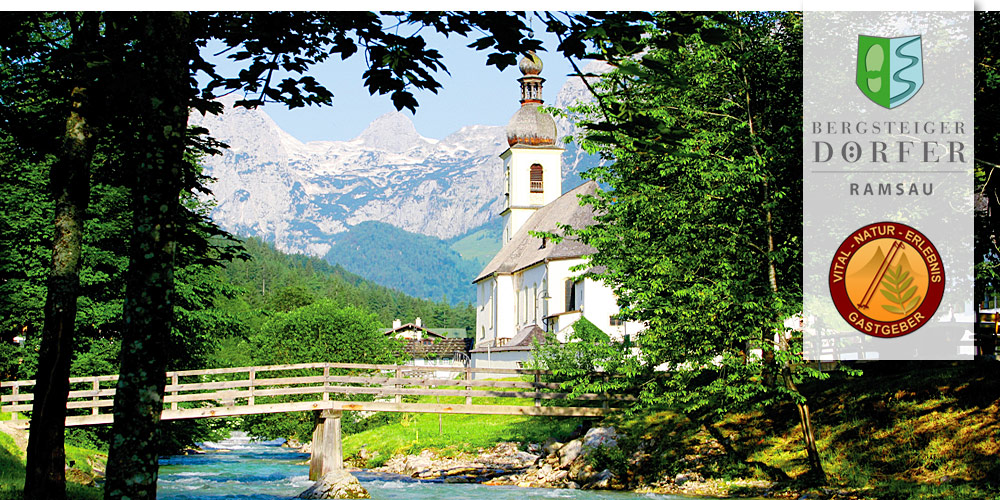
[354,112,428,153]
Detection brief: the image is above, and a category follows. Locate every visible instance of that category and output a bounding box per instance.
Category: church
[470,54,642,376]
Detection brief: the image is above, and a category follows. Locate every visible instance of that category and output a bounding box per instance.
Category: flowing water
[156,433,686,500]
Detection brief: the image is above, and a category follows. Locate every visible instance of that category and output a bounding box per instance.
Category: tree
[241,300,404,441]
[975,12,1000,358]
[1,13,107,500]
[552,12,826,481]
[3,11,548,500]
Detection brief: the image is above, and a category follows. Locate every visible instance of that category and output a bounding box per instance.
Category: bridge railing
[0,362,633,427]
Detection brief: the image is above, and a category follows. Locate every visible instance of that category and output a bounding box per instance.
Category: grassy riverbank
[0,416,106,500]
[343,393,583,467]
[611,361,999,499]
[341,362,998,499]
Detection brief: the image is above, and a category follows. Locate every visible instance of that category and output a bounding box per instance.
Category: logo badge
[856,35,923,109]
[829,222,944,338]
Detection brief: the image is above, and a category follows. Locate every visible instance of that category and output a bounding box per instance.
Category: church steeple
[499,53,564,244]
[506,53,557,147]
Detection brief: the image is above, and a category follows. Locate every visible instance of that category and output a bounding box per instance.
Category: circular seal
[829,222,944,338]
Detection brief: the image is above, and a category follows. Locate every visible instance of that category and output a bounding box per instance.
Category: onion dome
[506,53,557,147]
[506,103,557,146]
[518,52,543,75]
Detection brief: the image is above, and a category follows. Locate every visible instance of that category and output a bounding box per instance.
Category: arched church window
[565,279,577,311]
[530,164,543,193]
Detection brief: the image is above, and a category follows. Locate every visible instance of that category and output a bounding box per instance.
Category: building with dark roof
[385,317,472,374]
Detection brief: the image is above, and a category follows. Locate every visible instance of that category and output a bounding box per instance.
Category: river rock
[510,450,540,466]
[542,438,563,456]
[582,427,618,449]
[568,460,596,483]
[674,472,703,486]
[297,470,370,499]
[546,469,568,484]
[537,463,553,479]
[585,469,614,489]
[558,439,584,467]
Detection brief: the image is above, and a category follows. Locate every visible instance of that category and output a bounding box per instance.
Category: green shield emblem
[856,35,923,109]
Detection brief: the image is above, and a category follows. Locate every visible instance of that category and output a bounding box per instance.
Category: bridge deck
[1,362,629,429]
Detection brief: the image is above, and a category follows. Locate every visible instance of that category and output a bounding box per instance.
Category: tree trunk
[103,12,193,500]
[782,365,826,483]
[23,14,99,500]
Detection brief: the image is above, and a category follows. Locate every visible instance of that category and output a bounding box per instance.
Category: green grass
[0,431,104,500]
[343,383,585,466]
[449,226,501,266]
[606,362,999,499]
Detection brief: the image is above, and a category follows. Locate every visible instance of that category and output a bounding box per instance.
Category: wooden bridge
[1,362,629,480]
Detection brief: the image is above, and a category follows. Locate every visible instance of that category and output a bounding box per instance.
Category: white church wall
[475,278,496,346]
[495,274,517,342]
[506,147,563,208]
[516,264,547,331]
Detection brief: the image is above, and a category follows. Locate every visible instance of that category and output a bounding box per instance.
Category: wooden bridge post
[322,364,329,402]
[309,410,343,480]
[92,379,100,415]
[10,385,17,420]
[170,373,179,410]
[464,366,472,405]
[309,411,325,480]
[534,373,541,407]
[248,367,256,406]
[394,367,402,403]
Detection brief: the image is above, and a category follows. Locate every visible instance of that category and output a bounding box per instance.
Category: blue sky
[201,18,575,143]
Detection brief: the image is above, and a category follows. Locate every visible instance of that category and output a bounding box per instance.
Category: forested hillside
[0,129,473,384]
[324,221,483,304]
[225,237,475,332]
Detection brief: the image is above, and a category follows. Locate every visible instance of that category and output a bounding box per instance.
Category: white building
[384,317,472,378]
[471,54,641,377]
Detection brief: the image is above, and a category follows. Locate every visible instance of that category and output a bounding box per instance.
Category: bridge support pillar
[309,410,343,480]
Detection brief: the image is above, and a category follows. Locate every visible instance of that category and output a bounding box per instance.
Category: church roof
[470,324,545,353]
[506,103,557,146]
[474,181,599,283]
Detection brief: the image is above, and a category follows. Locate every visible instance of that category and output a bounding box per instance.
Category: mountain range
[190,63,605,303]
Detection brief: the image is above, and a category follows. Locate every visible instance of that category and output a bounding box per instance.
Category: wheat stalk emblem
[880,263,921,315]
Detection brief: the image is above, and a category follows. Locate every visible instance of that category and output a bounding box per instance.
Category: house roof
[431,328,469,339]
[471,324,545,353]
[383,323,445,339]
[474,181,599,283]
[401,338,471,358]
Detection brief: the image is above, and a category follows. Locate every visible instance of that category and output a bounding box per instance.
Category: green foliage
[324,220,480,305]
[586,443,629,478]
[265,285,316,313]
[219,237,475,335]
[447,218,503,267]
[561,12,817,419]
[239,300,406,441]
[249,300,401,365]
[531,317,640,401]
[0,343,25,381]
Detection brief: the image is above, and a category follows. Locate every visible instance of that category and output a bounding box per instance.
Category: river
[156,434,686,500]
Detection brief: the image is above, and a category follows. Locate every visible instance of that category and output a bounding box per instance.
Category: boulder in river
[582,427,618,449]
[558,439,583,467]
[297,470,370,499]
